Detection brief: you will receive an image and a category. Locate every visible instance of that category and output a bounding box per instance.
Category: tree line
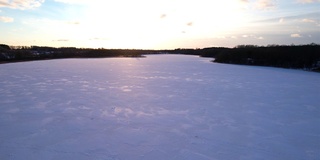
[167,44,320,71]
[1,43,320,71]
[211,44,320,71]
[0,44,155,63]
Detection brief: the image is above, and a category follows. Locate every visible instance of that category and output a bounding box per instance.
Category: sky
[0,0,319,49]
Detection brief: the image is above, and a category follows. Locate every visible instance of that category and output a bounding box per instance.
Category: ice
[0,55,319,160]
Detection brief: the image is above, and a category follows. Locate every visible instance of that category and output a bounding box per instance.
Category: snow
[0,54,319,160]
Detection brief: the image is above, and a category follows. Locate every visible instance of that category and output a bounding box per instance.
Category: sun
[75,0,248,49]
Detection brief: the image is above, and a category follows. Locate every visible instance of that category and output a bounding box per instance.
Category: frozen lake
[0,54,319,160]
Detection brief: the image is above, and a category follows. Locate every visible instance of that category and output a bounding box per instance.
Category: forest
[211,44,320,71]
[0,44,154,63]
[1,43,320,71]
[171,44,320,71]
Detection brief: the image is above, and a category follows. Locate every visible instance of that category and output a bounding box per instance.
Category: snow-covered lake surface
[0,54,319,160]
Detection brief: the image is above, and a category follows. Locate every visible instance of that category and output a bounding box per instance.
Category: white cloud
[237,0,250,10]
[242,35,249,38]
[258,36,264,40]
[53,0,91,4]
[279,18,284,23]
[241,34,263,40]
[0,0,45,10]
[302,18,316,23]
[67,21,80,25]
[255,0,276,10]
[231,36,238,39]
[215,36,226,39]
[186,22,193,26]
[54,39,69,42]
[160,14,166,19]
[0,16,14,22]
[239,0,249,3]
[297,0,320,3]
[291,33,302,38]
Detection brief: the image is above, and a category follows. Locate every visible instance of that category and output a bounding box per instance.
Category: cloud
[297,0,320,3]
[239,0,249,3]
[67,21,80,25]
[291,33,302,38]
[242,35,249,38]
[0,0,45,10]
[0,16,14,22]
[302,18,316,23]
[302,18,320,26]
[255,0,276,10]
[241,34,264,40]
[252,12,319,24]
[55,39,69,42]
[54,0,86,4]
[238,0,250,10]
[279,18,284,23]
[231,36,238,39]
[160,14,166,19]
[89,37,108,41]
[187,22,193,26]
